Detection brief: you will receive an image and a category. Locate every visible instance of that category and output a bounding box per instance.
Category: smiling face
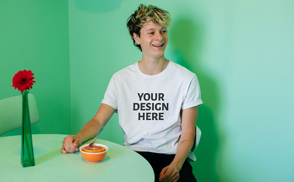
[133,20,168,59]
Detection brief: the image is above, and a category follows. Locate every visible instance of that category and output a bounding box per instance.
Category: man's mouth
[152,43,165,47]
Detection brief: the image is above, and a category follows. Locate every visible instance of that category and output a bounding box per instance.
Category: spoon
[89,125,104,147]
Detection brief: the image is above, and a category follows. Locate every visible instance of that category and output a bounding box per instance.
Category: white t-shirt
[102,61,203,161]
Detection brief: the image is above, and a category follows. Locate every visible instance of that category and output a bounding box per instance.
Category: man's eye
[148,32,154,34]
[162,30,167,33]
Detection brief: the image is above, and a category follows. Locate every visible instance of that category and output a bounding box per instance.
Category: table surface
[0,134,154,182]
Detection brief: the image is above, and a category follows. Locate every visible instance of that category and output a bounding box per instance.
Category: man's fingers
[160,167,168,176]
[73,138,80,150]
[73,140,78,146]
[60,145,67,154]
[159,167,168,181]
[159,165,180,182]
[63,140,72,152]
[159,166,172,181]
[170,172,180,182]
[63,138,70,150]
[169,166,180,182]
[62,136,77,153]
[74,138,81,151]
[172,177,179,182]
[165,168,175,181]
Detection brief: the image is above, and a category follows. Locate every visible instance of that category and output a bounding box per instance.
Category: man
[61,4,202,182]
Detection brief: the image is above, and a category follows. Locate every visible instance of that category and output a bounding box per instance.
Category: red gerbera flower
[12,70,36,93]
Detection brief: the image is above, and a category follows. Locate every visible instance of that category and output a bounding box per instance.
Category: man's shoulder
[112,62,137,79]
[170,61,196,78]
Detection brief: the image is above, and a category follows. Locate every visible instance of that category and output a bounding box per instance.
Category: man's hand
[159,165,180,182]
[61,135,82,154]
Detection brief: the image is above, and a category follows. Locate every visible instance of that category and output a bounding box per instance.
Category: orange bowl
[79,144,108,163]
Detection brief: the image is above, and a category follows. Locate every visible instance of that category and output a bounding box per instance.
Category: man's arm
[159,106,198,182]
[61,103,115,153]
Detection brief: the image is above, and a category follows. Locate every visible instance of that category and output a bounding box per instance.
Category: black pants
[137,152,197,182]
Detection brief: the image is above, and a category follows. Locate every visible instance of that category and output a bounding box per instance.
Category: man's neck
[138,55,169,75]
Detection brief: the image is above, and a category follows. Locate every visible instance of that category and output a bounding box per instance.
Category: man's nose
[155,31,164,41]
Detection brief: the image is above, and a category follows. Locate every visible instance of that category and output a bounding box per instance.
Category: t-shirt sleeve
[182,74,203,110]
[101,75,118,112]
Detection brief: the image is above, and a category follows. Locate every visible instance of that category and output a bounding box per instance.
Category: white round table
[0,134,154,182]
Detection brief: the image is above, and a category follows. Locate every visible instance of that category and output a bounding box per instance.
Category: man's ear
[133,33,140,45]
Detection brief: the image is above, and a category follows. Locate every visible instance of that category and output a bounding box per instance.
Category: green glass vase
[21,91,35,167]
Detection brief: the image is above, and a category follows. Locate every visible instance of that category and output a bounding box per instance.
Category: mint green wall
[1,0,292,181]
[69,0,294,181]
[0,1,71,135]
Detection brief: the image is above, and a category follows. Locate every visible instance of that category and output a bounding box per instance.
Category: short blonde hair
[127,4,171,51]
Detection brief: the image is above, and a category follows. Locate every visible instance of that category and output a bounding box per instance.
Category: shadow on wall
[73,0,122,13]
[169,17,221,182]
